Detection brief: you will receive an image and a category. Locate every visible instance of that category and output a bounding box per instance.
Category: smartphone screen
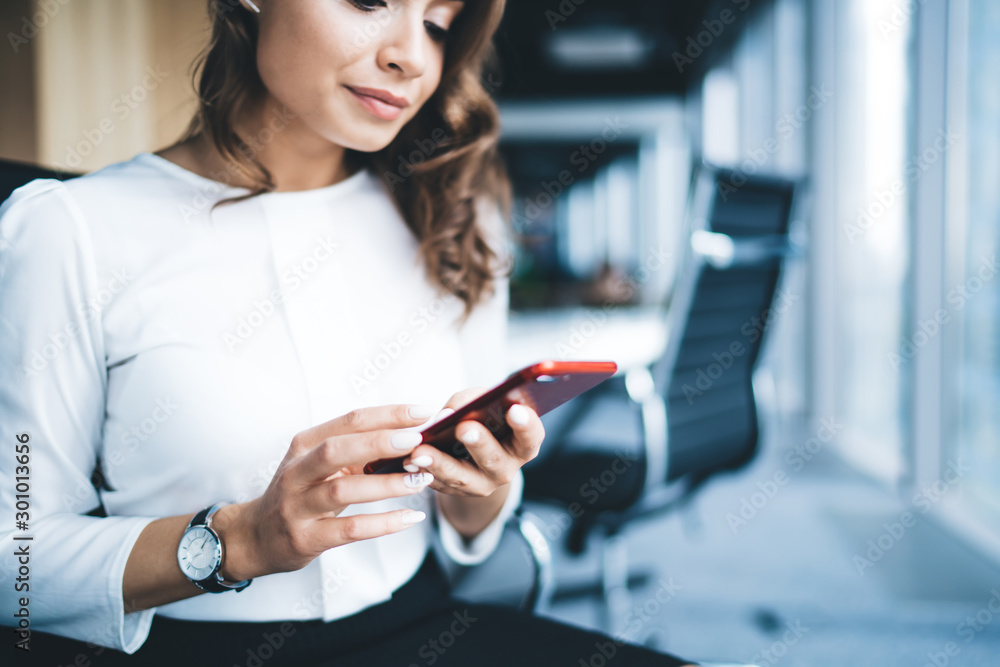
[364,360,618,474]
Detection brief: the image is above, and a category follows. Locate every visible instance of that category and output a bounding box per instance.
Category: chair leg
[600,530,631,636]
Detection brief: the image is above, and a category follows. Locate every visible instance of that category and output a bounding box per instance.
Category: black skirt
[22,552,693,667]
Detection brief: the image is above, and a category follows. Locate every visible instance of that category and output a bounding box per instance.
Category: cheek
[404,70,444,126]
[420,71,443,106]
[255,8,357,116]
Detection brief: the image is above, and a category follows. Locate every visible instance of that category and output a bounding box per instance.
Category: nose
[377,10,428,78]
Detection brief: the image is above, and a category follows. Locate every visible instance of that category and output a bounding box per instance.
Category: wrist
[211,501,261,582]
[437,482,510,540]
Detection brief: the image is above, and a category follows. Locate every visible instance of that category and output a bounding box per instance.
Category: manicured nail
[402,510,426,524]
[508,404,530,426]
[459,428,481,445]
[433,407,455,422]
[403,463,420,473]
[411,455,433,467]
[403,472,434,488]
[391,430,423,450]
[408,405,438,419]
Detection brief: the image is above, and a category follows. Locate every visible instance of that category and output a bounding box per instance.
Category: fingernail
[433,407,455,422]
[391,430,423,450]
[412,455,433,467]
[459,428,481,445]
[402,510,426,524]
[403,463,420,473]
[403,472,434,488]
[508,404,530,425]
[408,405,438,419]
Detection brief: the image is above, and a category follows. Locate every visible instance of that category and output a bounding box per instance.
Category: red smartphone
[363,360,619,475]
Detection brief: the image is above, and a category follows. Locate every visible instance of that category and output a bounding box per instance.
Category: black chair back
[523,164,799,519]
[0,158,80,205]
[653,164,797,485]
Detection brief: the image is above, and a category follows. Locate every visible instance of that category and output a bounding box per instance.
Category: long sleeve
[434,468,524,566]
[434,196,524,566]
[0,181,158,653]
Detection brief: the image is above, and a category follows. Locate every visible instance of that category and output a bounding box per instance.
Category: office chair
[516,163,799,650]
[0,157,79,205]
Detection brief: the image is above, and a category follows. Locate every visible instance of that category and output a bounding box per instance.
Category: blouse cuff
[434,468,524,566]
[115,519,159,653]
[53,515,159,653]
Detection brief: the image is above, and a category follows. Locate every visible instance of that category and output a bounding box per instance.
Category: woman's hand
[214,404,440,582]
[401,388,545,498]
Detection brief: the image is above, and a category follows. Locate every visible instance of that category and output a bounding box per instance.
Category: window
[813,0,912,482]
[945,0,1000,526]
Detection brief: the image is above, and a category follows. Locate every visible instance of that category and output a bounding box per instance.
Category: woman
[0,0,695,664]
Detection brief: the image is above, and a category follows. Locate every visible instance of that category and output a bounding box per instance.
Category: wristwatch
[177,503,252,593]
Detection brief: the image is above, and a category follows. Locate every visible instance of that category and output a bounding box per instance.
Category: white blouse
[0,152,523,653]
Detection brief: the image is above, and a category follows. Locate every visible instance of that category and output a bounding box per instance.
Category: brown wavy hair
[173,0,513,322]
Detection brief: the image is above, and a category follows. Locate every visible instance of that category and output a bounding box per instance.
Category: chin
[339,139,394,155]
[336,129,401,154]
[295,111,398,155]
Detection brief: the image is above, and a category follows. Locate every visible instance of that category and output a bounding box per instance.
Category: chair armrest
[691,230,795,269]
[624,366,669,491]
[506,507,555,612]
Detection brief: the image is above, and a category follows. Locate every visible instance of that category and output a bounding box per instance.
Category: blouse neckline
[137,151,373,201]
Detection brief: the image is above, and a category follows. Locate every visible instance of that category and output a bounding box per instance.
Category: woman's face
[250,0,465,153]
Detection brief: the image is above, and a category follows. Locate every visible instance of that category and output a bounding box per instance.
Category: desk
[506,305,668,375]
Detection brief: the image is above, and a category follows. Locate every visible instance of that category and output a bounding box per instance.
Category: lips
[345,86,410,108]
[345,85,409,121]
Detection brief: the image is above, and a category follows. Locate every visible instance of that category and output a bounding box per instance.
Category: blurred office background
[2,0,999,665]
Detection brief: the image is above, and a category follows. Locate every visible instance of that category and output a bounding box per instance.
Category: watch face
[177,526,222,582]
